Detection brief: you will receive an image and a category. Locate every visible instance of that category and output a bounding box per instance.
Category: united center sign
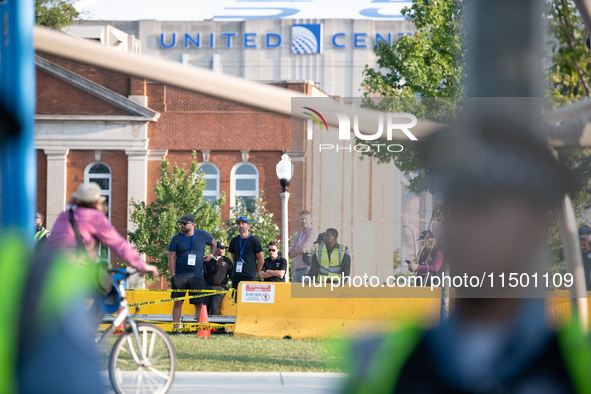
[159,23,411,53]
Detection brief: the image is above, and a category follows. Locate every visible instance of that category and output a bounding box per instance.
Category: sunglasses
[268,248,278,252]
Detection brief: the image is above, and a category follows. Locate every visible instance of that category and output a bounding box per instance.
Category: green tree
[545,0,591,272]
[35,0,79,30]
[128,153,226,280]
[223,193,280,256]
[359,0,467,194]
[546,0,591,98]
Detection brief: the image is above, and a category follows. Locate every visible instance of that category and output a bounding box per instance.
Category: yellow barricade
[233,284,591,340]
[234,282,444,340]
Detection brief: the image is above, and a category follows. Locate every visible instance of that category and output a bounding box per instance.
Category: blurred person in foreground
[407,229,443,286]
[345,128,591,393]
[15,183,157,393]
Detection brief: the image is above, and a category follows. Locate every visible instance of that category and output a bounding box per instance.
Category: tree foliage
[358,0,466,194]
[222,193,280,253]
[128,153,226,280]
[359,0,591,273]
[545,0,591,271]
[546,0,591,98]
[35,0,79,30]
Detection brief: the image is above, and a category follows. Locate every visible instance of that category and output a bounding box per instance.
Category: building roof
[36,55,160,122]
[73,0,411,21]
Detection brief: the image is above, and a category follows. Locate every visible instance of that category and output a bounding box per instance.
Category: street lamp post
[276,152,294,282]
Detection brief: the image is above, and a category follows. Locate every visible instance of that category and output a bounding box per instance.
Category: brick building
[35,32,426,282]
[35,51,324,265]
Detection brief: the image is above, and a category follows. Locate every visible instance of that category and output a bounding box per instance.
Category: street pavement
[103,371,347,393]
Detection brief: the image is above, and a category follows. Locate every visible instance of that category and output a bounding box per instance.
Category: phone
[405,260,411,264]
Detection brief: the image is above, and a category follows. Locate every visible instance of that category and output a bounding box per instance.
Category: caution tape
[133,318,233,331]
[126,289,229,308]
[127,289,228,293]
[99,323,234,332]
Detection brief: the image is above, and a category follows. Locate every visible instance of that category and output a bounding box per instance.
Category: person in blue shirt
[168,214,216,333]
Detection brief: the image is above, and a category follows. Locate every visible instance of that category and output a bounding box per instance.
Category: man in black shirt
[228,216,264,291]
[260,241,287,282]
[204,243,233,315]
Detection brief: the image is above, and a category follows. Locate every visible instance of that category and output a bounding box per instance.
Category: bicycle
[96,269,176,394]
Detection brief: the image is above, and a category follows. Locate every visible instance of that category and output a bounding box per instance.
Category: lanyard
[182,232,195,254]
[239,234,250,260]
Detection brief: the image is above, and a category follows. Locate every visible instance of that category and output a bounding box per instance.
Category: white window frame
[84,161,112,264]
[198,162,220,206]
[230,162,259,213]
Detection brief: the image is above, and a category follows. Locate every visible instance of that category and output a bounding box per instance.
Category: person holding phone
[407,230,443,286]
[229,216,264,291]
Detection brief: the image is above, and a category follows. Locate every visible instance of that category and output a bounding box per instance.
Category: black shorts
[171,275,208,305]
[231,275,258,290]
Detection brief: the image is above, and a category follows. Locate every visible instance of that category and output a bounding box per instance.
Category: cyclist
[44,182,158,277]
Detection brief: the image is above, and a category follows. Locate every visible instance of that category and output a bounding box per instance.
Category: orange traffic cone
[197,304,210,338]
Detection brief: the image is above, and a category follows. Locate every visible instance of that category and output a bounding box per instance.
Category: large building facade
[66,19,416,97]
[35,14,432,281]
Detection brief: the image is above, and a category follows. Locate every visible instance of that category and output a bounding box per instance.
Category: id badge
[236,259,244,273]
[188,254,197,266]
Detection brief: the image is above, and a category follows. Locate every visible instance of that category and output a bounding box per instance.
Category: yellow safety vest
[316,243,345,281]
[345,321,591,394]
[34,227,49,244]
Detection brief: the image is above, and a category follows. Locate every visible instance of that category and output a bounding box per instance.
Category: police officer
[309,228,351,284]
[34,211,49,253]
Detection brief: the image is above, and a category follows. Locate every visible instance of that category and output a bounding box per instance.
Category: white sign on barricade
[242,283,275,303]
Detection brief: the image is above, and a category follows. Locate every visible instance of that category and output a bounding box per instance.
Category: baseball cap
[217,243,228,249]
[417,230,435,241]
[236,216,250,225]
[179,214,195,223]
[579,225,591,238]
[313,232,326,244]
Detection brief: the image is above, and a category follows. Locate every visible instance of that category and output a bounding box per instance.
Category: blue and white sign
[291,24,323,54]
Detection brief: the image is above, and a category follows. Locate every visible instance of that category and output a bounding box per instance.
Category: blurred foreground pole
[466,0,587,330]
[555,195,589,330]
[0,0,36,242]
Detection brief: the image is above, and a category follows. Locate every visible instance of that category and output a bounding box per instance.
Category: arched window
[198,163,220,206]
[231,163,259,215]
[84,162,112,264]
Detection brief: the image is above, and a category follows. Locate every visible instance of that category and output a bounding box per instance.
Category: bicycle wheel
[108,323,176,394]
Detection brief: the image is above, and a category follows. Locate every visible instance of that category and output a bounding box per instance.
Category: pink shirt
[416,251,443,276]
[289,226,318,270]
[44,206,148,271]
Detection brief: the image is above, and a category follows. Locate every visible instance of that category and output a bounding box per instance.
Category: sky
[72,0,412,21]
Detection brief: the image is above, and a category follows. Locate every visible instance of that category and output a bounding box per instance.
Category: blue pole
[0,0,36,244]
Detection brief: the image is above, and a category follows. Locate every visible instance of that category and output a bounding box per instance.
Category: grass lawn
[99,333,346,372]
[171,333,346,372]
